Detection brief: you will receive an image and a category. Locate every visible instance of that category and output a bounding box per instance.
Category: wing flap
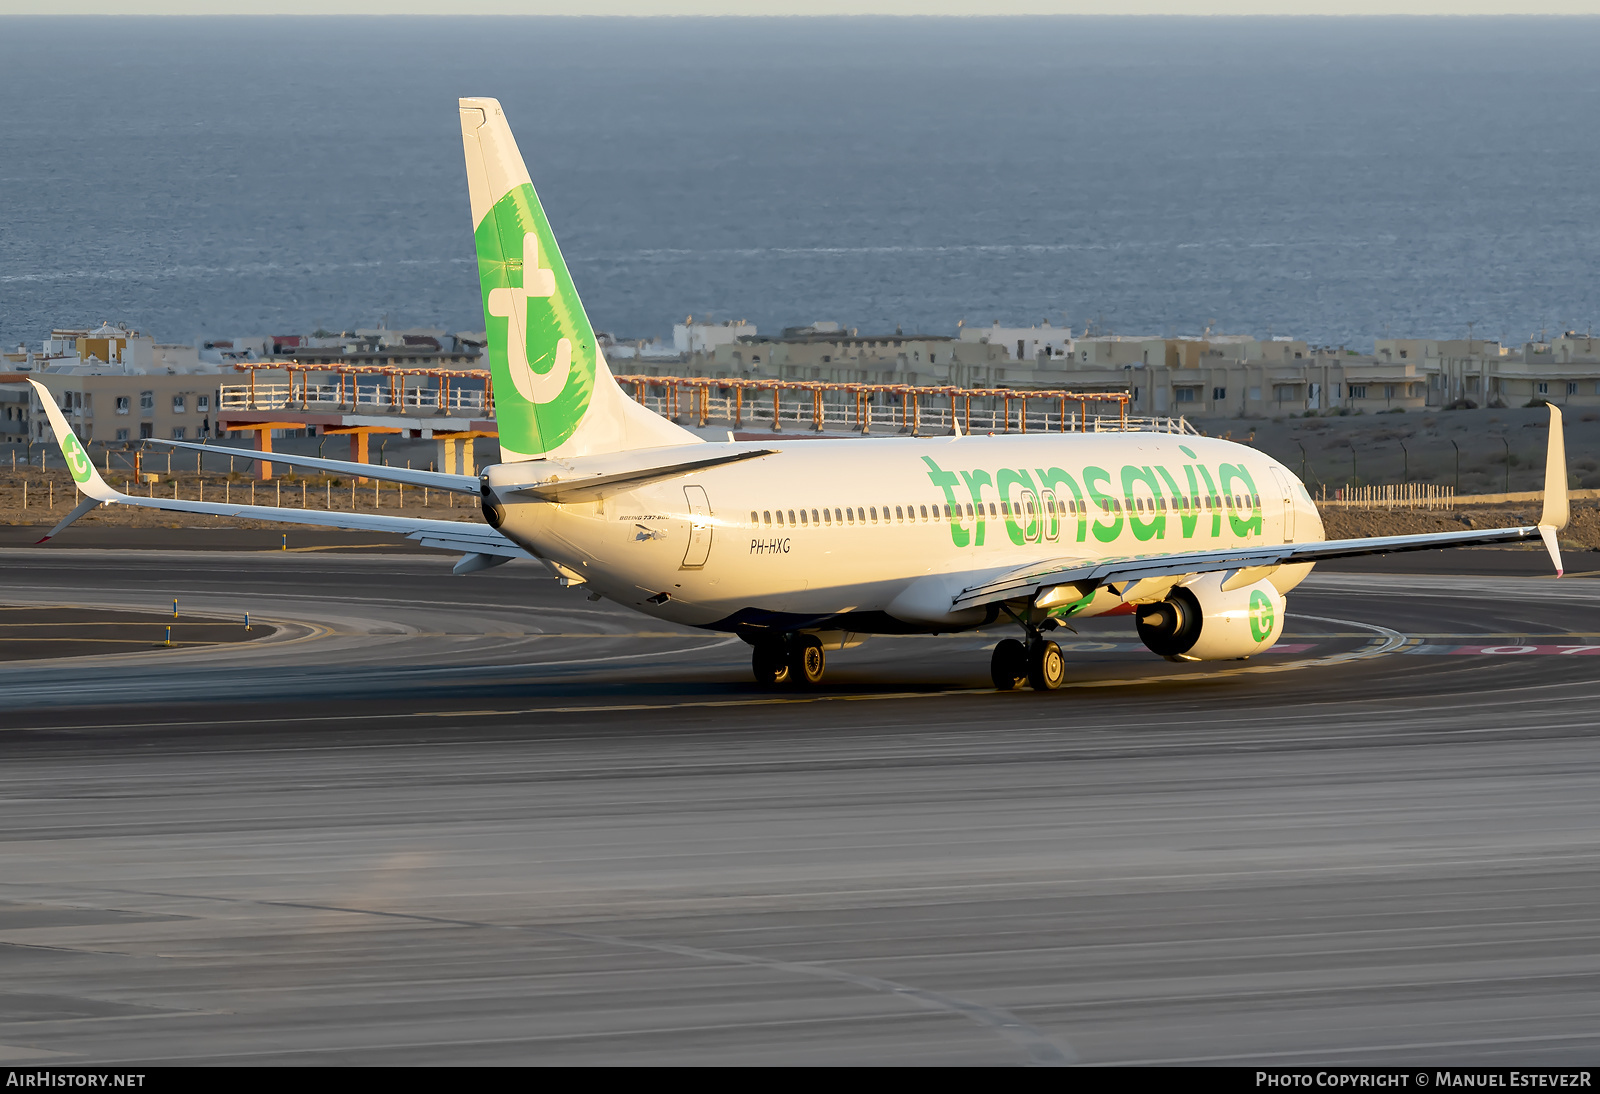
[952,524,1540,611]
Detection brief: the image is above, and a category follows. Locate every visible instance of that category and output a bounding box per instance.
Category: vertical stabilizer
[459,97,698,462]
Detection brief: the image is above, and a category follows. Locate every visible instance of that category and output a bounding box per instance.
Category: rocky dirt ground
[1192,403,1600,496]
[1319,501,1600,554]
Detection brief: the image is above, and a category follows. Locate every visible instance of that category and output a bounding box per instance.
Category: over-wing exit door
[681,485,712,569]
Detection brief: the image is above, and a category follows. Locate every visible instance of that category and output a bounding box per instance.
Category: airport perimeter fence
[1320,483,1457,510]
[0,464,476,517]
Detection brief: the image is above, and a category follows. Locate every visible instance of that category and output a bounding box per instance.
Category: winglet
[37,496,103,543]
[1540,402,1569,532]
[1539,524,1564,578]
[1537,402,1569,578]
[26,379,120,504]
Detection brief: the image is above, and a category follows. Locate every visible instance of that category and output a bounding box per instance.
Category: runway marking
[278,543,431,552]
[68,885,1075,1067]
[312,631,711,639]
[1103,1029,1600,1066]
[0,615,1419,725]
[1448,644,1600,655]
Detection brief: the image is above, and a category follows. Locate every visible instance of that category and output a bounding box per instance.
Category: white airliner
[33,97,1573,690]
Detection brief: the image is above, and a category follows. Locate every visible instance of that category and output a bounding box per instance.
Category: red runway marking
[1449,644,1600,655]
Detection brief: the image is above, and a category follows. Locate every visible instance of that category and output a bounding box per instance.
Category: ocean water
[1,16,1598,352]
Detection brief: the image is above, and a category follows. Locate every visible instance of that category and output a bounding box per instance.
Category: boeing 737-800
[32,97,1573,691]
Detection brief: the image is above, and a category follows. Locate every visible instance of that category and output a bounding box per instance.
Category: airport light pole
[1502,437,1510,493]
[1349,441,1357,489]
[1451,438,1460,495]
[1400,440,1408,482]
[1296,440,1307,482]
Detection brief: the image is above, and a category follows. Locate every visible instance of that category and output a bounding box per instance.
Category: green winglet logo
[61,432,93,486]
[1249,588,1275,642]
[475,183,596,456]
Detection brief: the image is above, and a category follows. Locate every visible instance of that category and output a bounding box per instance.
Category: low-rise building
[1392,334,1600,409]
[957,320,1074,362]
[673,318,756,355]
[25,366,223,445]
[0,382,30,446]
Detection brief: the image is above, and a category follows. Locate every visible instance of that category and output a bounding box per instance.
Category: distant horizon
[5,4,1600,16]
[6,15,1596,351]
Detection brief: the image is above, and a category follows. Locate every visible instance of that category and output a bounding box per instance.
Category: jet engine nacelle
[1134,572,1285,662]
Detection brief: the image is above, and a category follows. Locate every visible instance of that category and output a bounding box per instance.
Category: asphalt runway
[2,547,1600,1065]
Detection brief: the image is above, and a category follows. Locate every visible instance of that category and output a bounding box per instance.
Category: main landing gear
[752,634,825,688]
[990,625,1066,692]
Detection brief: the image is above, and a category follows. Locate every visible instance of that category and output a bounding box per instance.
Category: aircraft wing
[28,380,532,571]
[952,524,1546,612]
[953,403,1573,612]
[147,438,480,493]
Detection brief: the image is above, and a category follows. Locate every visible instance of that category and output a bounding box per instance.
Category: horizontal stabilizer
[505,447,776,503]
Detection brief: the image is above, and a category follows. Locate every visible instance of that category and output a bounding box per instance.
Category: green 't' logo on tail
[475,183,596,457]
[62,432,93,486]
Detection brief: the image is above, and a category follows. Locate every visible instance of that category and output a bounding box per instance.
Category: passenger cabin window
[750,511,758,524]
[763,511,772,525]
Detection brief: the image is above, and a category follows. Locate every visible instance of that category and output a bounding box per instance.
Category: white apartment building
[958,320,1073,362]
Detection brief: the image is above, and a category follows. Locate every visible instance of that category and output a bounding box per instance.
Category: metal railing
[216,362,1190,436]
[614,376,1191,435]
[220,382,488,413]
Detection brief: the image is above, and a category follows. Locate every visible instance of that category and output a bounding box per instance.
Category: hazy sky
[4,3,1599,14]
